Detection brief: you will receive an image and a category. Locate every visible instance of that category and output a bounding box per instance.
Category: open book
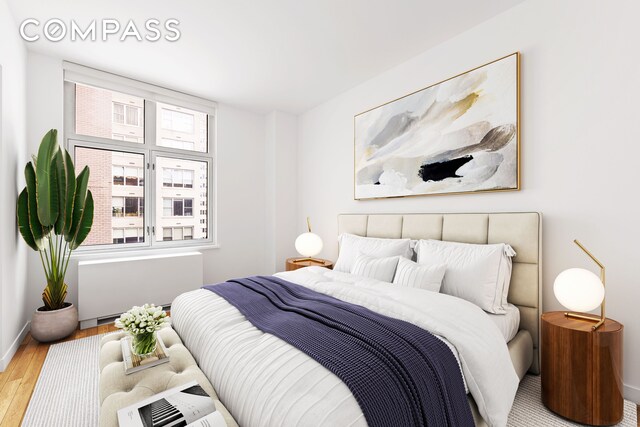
[117,381,227,427]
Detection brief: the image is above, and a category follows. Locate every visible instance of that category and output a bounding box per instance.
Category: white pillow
[334,233,413,273]
[392,257,446,292]
[351,254,400,283]
[415,239,515,314]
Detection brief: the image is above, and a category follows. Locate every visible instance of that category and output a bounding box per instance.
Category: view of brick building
[74,84,208,246]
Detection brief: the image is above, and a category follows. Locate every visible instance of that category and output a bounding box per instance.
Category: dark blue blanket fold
[204,276,473,427]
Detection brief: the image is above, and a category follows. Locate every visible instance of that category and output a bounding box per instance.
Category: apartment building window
[112,197,143,217]
[162,227,194,242]
[162,168,194,188]
[113,102,141,126]
[162,198,193,217]
[113,166,144,186]
[65,65,215,251]
[113,228,144,244]
[161,108,194,133]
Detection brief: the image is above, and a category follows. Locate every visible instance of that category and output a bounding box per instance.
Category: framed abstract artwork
[354,52,519,200]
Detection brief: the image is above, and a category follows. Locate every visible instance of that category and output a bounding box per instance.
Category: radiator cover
[78,252,203,329]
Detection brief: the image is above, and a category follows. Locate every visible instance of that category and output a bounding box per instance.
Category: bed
[171,212,542,427]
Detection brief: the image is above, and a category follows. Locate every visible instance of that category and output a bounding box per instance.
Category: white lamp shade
[295,232,323,258]
[553,268,605,312]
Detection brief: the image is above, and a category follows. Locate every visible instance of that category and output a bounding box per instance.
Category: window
[113,103,124,124]
[112,197,123,217]
[157,102,207,152]
[112,197,143,217]
[161,107,194,133]
[163,198,193,217]
[161,168,194,188]
[113,228,144,244]
[113,166,124,185]
[113,102,141,127]
[67,69,214,251]
[113,165,144,186]
[162,227,194,242]
[75,84,144,143]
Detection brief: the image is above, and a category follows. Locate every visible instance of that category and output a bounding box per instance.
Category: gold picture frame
[354,52,520,200]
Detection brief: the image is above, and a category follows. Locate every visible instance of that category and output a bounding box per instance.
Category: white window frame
[64,63,217,254]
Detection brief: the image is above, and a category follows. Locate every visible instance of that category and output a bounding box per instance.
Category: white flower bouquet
[115,303,170,356]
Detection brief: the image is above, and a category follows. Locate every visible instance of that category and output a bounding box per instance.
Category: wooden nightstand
[541,311,623,425]
[285,258,333,271]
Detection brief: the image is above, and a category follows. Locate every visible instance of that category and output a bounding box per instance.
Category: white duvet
[171,267,519,427]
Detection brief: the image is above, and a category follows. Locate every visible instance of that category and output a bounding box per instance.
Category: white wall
[265,111,298,272]
[297,0,640,400]
[0,0,29,370]
[24,52,271,321]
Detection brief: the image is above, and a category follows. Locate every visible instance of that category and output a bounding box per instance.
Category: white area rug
[22,334,104,427]
[23,334,638,426]
[508,375,637,426]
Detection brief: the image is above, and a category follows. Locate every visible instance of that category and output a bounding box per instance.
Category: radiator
[78,252,203,329]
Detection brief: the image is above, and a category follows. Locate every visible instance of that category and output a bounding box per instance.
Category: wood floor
[0,323,118,427]
[0,322,638,427]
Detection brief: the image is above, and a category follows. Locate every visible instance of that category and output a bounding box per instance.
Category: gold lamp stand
[564,239,606,330]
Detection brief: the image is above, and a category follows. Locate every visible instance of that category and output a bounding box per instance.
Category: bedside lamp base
[291,257,324,264]
[564,312,605,330]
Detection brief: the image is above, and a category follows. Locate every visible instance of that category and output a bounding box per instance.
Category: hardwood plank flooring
[0,322,637,427]
[0,323,118,427]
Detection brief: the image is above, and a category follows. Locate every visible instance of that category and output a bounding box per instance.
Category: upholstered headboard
[337,212,542,374]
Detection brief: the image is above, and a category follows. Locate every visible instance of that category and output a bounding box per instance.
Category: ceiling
[8,0,524,113]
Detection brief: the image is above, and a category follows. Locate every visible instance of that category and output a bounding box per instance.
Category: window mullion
[146,100,157,248]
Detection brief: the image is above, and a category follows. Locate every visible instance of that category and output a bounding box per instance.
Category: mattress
[487,303,521,342]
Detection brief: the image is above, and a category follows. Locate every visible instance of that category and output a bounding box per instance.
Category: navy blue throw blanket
[204,276,473,427]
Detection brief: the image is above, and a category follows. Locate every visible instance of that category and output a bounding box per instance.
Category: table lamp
[553,239,606,330]
[293,217,323,263]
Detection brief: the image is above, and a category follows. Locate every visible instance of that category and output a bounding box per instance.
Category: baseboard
[624,383,640,404]
[0,321,31,372]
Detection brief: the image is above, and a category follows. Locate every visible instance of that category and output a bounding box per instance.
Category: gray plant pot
[31,303,78,342]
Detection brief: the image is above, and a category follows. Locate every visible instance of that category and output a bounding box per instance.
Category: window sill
[70,243,220,260]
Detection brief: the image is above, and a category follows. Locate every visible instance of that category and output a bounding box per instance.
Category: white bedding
[487,303,521,342]
[171,267,519,427]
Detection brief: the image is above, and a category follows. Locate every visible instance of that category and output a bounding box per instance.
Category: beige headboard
[337,212,542,374]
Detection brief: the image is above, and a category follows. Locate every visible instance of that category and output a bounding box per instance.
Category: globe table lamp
[293,217,323,263]
[553,240,606,330]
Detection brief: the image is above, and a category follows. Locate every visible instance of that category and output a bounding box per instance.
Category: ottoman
[99,327,237,427]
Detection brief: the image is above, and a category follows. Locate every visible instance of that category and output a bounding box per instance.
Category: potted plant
[16,129,94,342]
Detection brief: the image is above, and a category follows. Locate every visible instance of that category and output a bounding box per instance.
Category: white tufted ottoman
[99,327,238,427]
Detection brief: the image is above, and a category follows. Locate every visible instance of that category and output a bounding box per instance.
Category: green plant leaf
[35,129,60,226]
[67,167,90,245]
[54,149,76,235]
[69,190,93,250]
[24,162,46,246]
[54,151,66,235]
[17,189,40,251]
[63,149,76,234]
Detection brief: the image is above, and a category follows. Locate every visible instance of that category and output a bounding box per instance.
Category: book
[121,334,170,375]
[117,380,227,427]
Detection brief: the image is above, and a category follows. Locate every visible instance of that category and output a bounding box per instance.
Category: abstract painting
[354,53,519,199]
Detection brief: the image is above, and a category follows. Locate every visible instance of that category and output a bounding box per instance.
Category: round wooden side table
[285,258,333,271]
[541,311,623,426]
